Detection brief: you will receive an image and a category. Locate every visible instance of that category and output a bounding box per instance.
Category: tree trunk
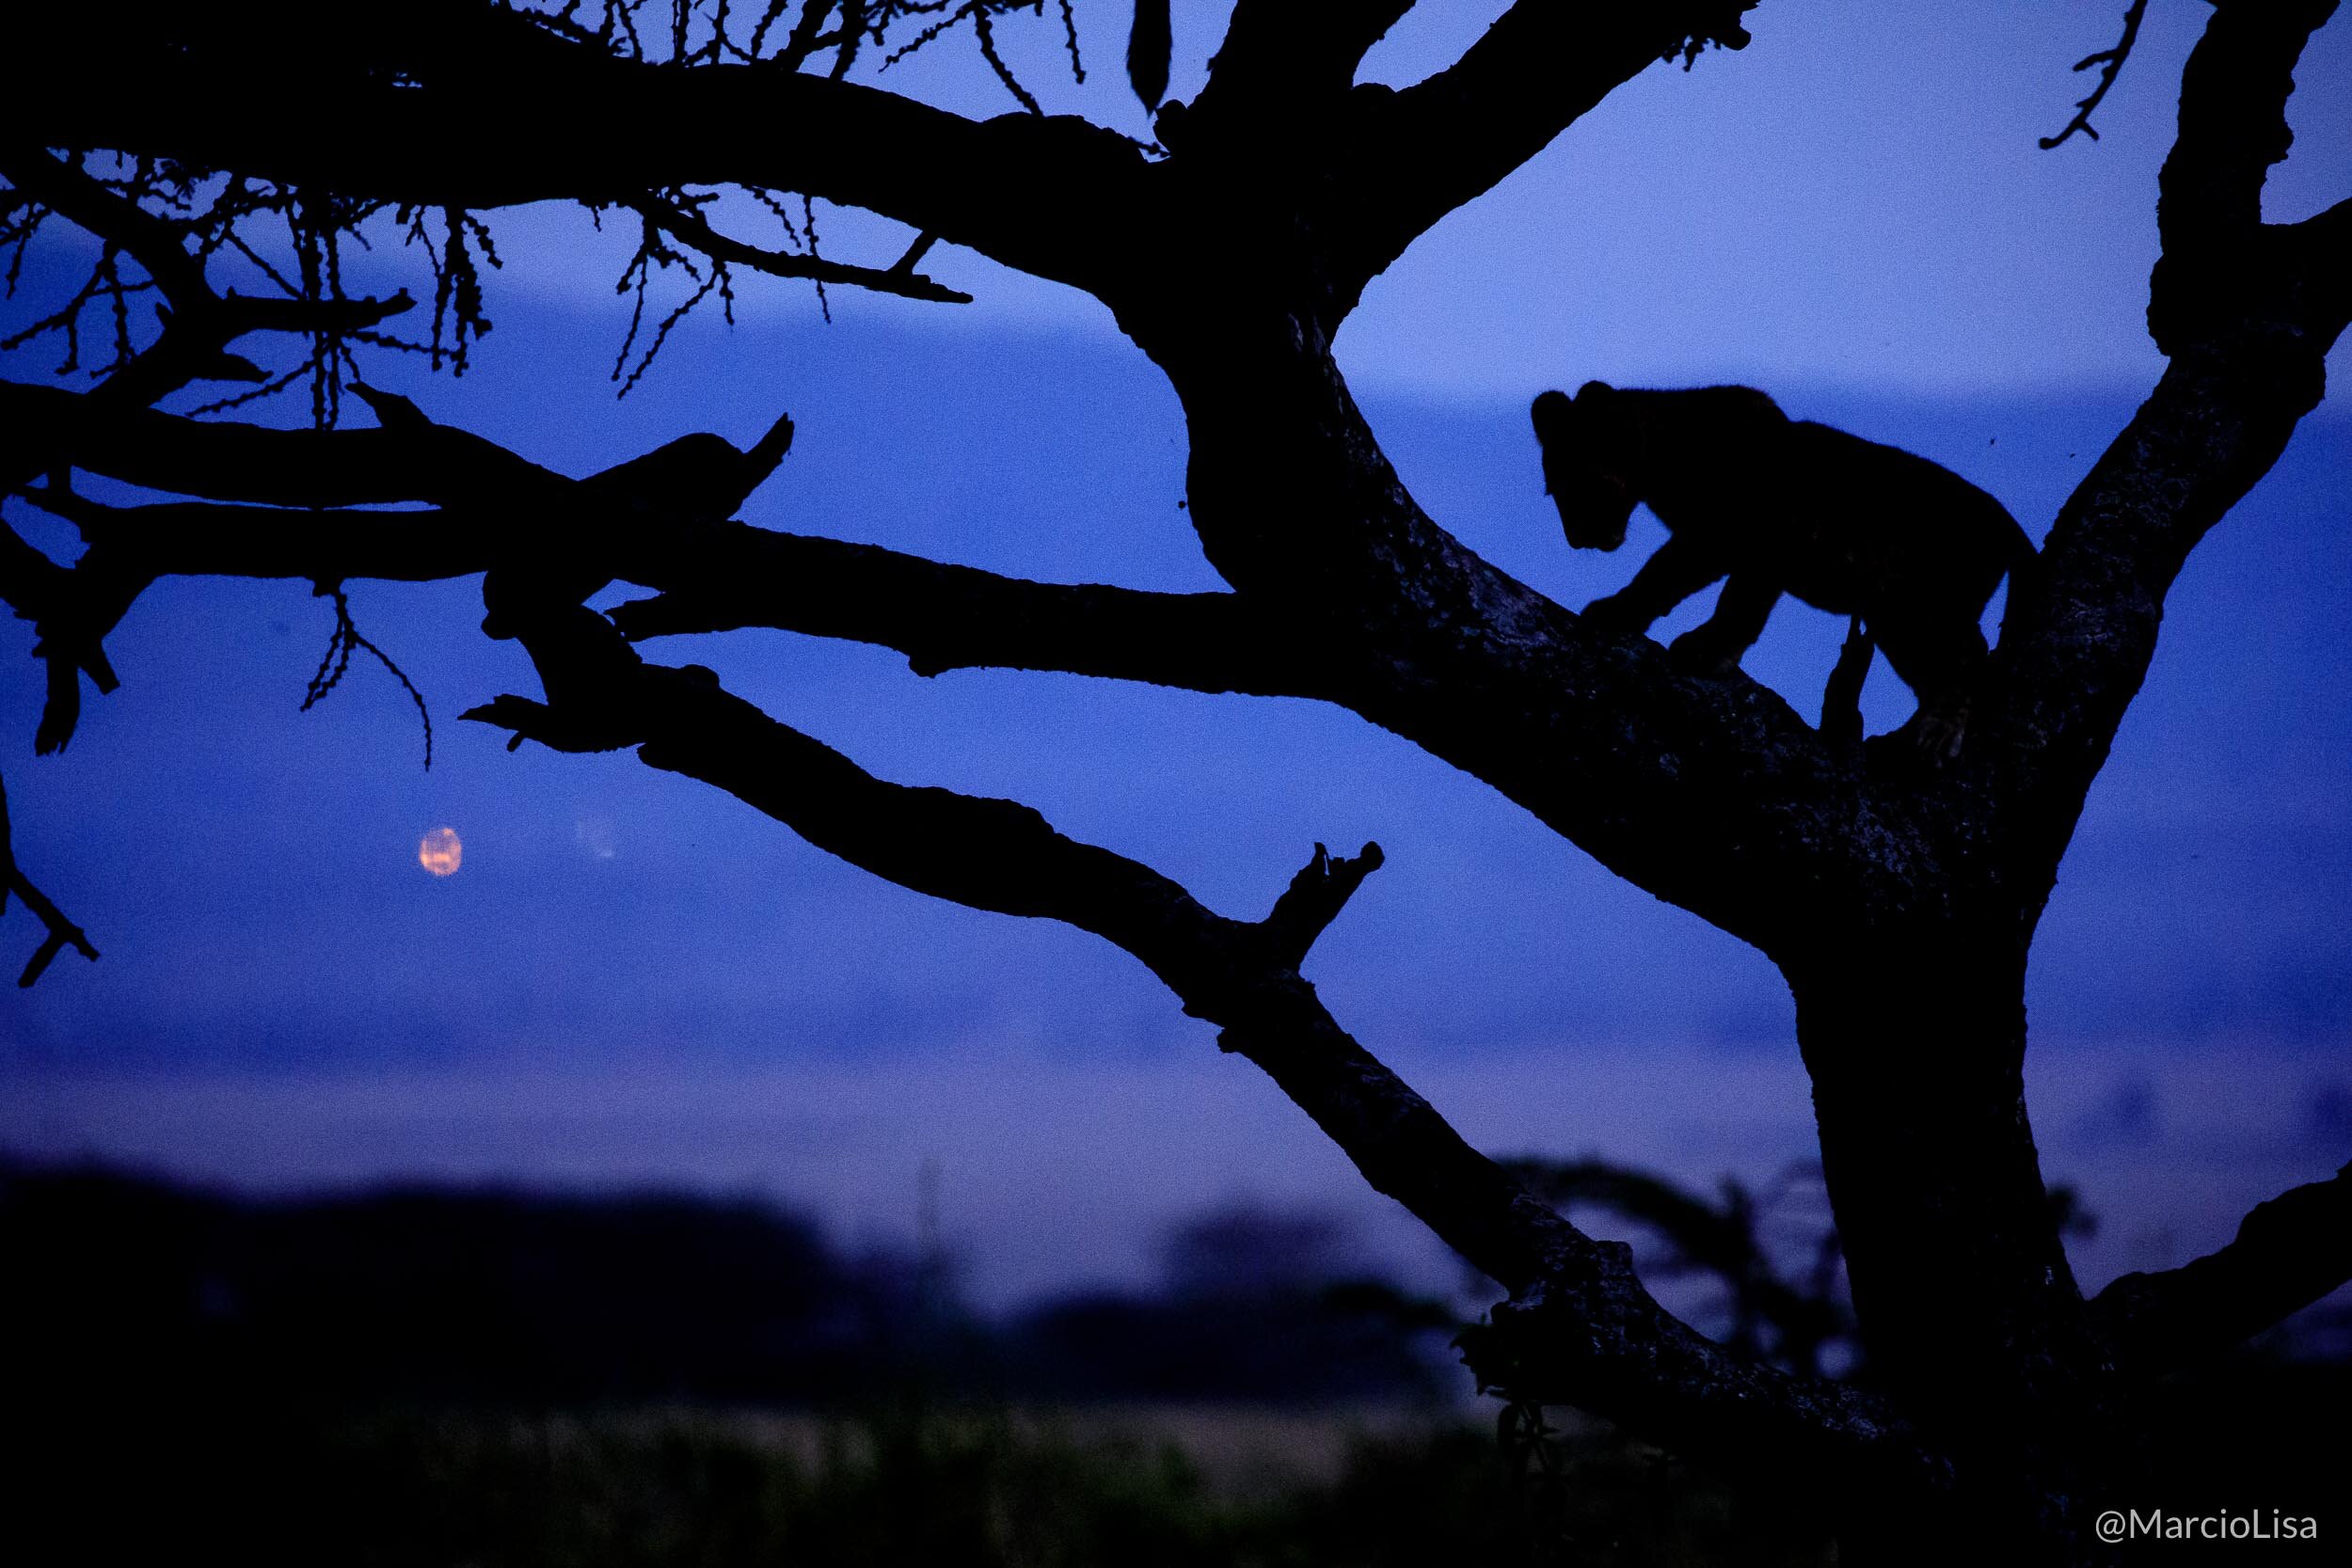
[1790,941,2112,1563]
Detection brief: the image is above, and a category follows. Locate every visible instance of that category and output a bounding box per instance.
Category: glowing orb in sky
[417,827,463,877]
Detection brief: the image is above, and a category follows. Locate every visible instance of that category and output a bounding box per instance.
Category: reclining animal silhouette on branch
[1532,381,2036,760]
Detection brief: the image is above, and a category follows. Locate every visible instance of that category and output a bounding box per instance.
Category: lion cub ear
[1575,380,1616,404]
[1531,388,1575,436]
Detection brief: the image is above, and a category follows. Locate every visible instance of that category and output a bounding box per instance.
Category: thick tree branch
[1980,0,2346,882]
[2145,0,2342,359]
[32,485,1327,700]
[2090,1162,2352,1376]
[1258,839,1385,968]
[458,602,1941,1502]
[2287,194,2352,331]
[1329,1,1759,288]
[610,533,1326,696]
[2,1,1150,296]
[19,492,492,584]
[2155,0,2334,245]
[6,388,1326,703]
[0,486,144,753]
[1187,1,1414,119]
[2,379,565,507]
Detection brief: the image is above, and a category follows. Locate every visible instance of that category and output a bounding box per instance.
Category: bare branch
[2090,1162,2352,1375]
[211,292,418,340]
[1327,1,1759,290]
[2,378,566,507]
[298,582,435,770]
[0,495,149,754]
[0,768,99,986]
[2039,0,2149,150]
[6,867,99,987]
[456,601,1940,1501]
[22,491,493,582]
[611,531,1327,696]
[1259,839,1384,968]
[886,230,941,277]
[620,193,972,305]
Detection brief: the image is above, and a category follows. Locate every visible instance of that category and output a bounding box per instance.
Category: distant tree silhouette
[1503,1154,2100,1383]
[0,1159,913,1405]
[5,3,2351,1561]
[1001,1199,1457,1402]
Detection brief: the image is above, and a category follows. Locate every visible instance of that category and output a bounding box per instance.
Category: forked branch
[0,769,99,986]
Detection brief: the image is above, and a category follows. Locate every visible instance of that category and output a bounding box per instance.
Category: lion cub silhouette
[1532,381,2034,760]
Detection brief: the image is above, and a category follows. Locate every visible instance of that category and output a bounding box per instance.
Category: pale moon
[418,827,463,877]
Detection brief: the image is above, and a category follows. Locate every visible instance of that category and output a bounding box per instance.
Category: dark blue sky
[3,2,2348,1302]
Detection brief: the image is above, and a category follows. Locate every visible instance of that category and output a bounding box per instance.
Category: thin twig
[2042,0,2150,150]
[301,583,435,768]
[8,870,99,987]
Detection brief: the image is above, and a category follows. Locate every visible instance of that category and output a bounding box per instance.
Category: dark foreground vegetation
[4,1161,2345,1564]
[0,1159,1829,1564]
[9,1395,1857,1567]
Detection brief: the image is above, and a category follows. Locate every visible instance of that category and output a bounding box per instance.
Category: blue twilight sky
[2,2,2349,1304]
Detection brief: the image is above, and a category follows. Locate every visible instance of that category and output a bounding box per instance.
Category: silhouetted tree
[4,4,2349,1561]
